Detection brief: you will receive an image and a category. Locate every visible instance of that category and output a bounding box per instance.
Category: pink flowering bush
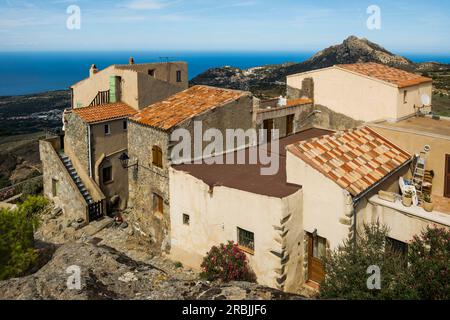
[200,241,256,282]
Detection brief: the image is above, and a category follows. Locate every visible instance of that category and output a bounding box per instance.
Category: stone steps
[59,154,94,204]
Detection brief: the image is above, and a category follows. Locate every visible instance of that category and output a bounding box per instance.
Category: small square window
[104,124,111,135]
[153,193,163,214]
[148,69,156,77]
[102,166,113,184]
[183,214,190,225]
[176,70,182,83]
[123,120,128,131]
[237,227,254,253]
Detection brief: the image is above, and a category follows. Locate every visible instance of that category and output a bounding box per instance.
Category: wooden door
[286,114,294,135]
[307,233,326,283]
[445,155,450,198]
[263,119,274,142]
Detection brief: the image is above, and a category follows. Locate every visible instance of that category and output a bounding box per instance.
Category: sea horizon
[1,50,450,97]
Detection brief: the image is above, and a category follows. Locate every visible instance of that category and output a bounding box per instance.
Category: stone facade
[127,95,255,252]
[287,78,314,101]
[40,138,88,223]
[64,112,90,174]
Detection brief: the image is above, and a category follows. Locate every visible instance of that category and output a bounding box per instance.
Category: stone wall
[40,139,88,223]
[64,112,89,174]
[127,122,171,252]
[127,94,255,252]
[287,78,314,100]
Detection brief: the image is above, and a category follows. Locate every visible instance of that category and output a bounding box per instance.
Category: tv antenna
[159,56,176,63]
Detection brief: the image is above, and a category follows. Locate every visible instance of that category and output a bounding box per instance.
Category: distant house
[126,85,256,251]
[287,63,433,122]
[71,60,188,110]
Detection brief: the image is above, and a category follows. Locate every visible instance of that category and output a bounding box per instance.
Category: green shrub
[320,223,410,300]
[200,241,256,282]
[0,208,38,280]
[20,177,43,201]
[404,227,450,300]
[18,195,48,221]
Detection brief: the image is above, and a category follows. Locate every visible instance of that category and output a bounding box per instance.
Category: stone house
[286,126,450,285]
[287,63,433,123]
[63,103,138,211]
[126,85,257,251]
[71,60,188,110]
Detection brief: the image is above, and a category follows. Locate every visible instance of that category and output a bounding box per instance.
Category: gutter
[351,156,414,244]
[88,124,93,178]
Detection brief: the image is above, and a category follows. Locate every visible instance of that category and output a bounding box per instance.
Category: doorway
[307,232,326,283]
[263,119,273,142]
[445,154,450,198]
[286,114,294,136]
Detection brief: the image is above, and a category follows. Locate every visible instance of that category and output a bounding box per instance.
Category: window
[403,90,408,104]
[386,237,408,257]
[237,227,254,253]
[183,214,190,225]
[176,70,182,82]
[104,124,111,135]
[152,145,163,168]
[52,178,59,197]
[123,120,128,131]
[102,166,113,184]
[153,193,163,214]
[148,69,156,77]
[312,235,327,261]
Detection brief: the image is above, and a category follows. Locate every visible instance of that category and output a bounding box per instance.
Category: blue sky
[0,0,449,53]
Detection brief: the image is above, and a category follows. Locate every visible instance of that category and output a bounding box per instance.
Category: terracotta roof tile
[130,85,248,130]
[288,126,412,197]
[73,103,137,124]
[337,63,432,88]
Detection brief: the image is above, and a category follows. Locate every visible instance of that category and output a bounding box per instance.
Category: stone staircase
[59,154,94,204]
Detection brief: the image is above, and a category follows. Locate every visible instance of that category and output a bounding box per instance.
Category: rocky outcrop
[0,242,304,300]
[190,36,450,97]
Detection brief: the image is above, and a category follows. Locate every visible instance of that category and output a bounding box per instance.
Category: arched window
[152,146,163,168]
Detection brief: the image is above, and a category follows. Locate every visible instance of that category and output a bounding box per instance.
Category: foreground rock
[0,242,303,300]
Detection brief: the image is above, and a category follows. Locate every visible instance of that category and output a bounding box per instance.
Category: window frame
[152,193,164,214]
[123,120,128,131]
[237,227,255,254]
[102,165,113,184]
[183,213,190,226]
[176,70,182,83]
[152,145,163,168]
[148,69,156,77]
[104,124,111,135]
[403,90,408,104]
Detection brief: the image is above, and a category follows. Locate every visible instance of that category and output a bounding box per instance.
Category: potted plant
[402,190,413,207]
[422,193,434,212]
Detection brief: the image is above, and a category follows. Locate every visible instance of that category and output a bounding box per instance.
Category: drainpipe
[350,157,413,246]
[88,124,93,178]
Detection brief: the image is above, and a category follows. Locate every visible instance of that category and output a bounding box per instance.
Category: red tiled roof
[130,86,248,130]
[337,63,432,88]
[287,98,313,107]
[73,103,137,124]
[287,126,412,196]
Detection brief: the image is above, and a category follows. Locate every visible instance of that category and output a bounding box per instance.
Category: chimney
[129,57,134,65]
[89,64,98,77]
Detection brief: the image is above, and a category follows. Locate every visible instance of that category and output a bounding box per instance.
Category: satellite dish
[421,94,431,106]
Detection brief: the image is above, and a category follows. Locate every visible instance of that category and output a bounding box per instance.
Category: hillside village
[1,37,450,300]
[29,47,450,293]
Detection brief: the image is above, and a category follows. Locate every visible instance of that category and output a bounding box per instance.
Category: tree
[404,227,450,300]
[0,195,47,280]
[320,223,450,300]
[320,223,411,300]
